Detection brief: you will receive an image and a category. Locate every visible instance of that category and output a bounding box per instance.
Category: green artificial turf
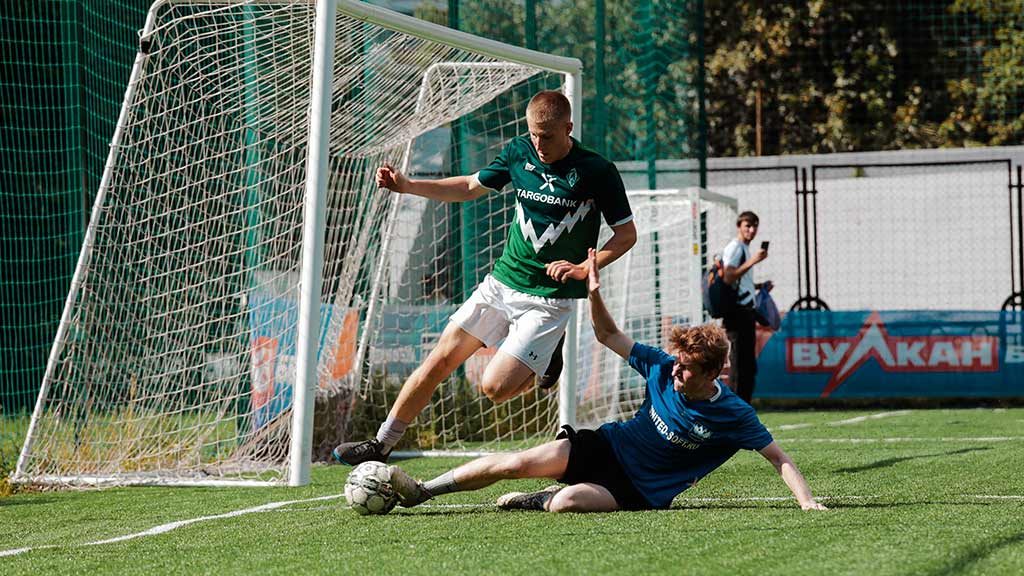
[1,408,1022,575]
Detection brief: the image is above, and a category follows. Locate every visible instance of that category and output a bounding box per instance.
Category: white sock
[374,416,408,451]
[423,471,459,496]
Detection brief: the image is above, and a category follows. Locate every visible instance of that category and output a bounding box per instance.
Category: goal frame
[625,187,740,328]
[14,0,582,487]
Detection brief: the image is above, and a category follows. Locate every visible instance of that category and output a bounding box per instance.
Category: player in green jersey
[334,91,636,465]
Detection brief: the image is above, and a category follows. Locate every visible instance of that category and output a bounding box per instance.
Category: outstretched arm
[758,442,828,511]
[376,164,489,203]
[546,220,637,283]
[586,248,634,360]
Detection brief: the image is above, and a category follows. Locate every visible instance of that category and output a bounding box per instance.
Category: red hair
[665,323,729,376]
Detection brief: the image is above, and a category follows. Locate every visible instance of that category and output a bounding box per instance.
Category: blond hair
[526,90,572,124]
[665,323,729,377]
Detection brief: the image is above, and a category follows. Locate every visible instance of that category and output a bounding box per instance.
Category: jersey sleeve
[628,342,675,380]
[736,409,774,451]
[722,240,744,268]
[475,142,513,191]
[597,162,633,227]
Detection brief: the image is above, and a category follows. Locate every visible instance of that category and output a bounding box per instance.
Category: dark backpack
[702,252,744,319]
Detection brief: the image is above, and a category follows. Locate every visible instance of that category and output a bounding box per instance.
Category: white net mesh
[355,78,564,455]
[576,189,738,427]
[16,1,565,485]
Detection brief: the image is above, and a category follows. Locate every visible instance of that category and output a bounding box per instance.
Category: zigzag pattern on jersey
[516,199,594,252]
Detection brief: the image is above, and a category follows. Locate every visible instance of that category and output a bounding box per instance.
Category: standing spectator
[721,211,768,403]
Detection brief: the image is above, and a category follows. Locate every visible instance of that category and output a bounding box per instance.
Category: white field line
[679,495,1023,502]
[827,410,913,426]
[271,502,502,512]
[774,423,813,431]
[679,495,878,502]
[4,492,1021,558]
[0,494,345,559]
[771,410,912,432]
[780,436,1024,443]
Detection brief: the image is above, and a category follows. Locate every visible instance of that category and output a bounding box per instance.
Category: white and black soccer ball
[345,461,398,516]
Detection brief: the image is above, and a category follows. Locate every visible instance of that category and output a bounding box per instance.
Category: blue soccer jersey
[598,343,774,509]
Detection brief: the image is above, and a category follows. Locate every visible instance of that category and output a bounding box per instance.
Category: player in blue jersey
[388,248,827,512]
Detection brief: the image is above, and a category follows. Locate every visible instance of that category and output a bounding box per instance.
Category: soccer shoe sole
[496,485,561,510]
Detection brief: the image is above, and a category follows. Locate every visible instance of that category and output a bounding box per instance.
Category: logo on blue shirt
[688,423,712,442]
[648,406,705,449]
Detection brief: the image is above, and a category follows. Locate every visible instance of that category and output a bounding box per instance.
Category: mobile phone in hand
[760,240,769,252]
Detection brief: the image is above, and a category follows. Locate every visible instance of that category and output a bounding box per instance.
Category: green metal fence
[1,1,148,469]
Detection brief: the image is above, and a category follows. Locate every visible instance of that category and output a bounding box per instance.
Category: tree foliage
[939,0,1024,146]
[435,0,1023,158]
[700,0,1022,155]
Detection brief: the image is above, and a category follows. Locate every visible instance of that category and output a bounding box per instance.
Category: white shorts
[450,274,573,375]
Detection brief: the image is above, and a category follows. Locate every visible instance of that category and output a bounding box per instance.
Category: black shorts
[556,425,651,511]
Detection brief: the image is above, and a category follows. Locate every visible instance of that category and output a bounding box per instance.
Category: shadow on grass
[390,507,496,517]
[0,495,56,506]
[824,500,1004,509]
[672,498,1006,510]
[391,496,1007,514]
[922,530,1024,576]
[833,446,990,474]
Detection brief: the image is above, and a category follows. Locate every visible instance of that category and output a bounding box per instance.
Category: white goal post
[14,0,581,487]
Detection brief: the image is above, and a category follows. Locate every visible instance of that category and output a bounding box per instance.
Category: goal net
[575,188,739,427]
[14,0,579,486]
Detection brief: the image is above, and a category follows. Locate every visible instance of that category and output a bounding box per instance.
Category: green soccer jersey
[476,136,633,299]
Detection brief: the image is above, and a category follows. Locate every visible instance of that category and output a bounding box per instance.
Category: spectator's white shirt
[723,238,755,306]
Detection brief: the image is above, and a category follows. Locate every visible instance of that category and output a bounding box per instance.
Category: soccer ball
[345,461,398,516]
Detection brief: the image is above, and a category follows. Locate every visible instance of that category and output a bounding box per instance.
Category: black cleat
[496,485,561,511]
[332,438,391,465]
[388,465,433,508]
[537,333,565,390]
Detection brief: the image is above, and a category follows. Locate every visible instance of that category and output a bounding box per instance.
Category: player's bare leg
[391,439,569,508]
[455,438,569,489]
[333,323,483,465]
[389,323,485,422]
[479,351,536,403]
[543,483,618,512]
[466,442,615,512]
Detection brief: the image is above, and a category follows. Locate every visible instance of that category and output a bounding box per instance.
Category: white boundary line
[774,423,813,431]
[771,410,913,432]
[779,436,1024,443]
[679,495,876,503]
[4,491,1022,558]
[827,410,913,426]
[0,494,345,558]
